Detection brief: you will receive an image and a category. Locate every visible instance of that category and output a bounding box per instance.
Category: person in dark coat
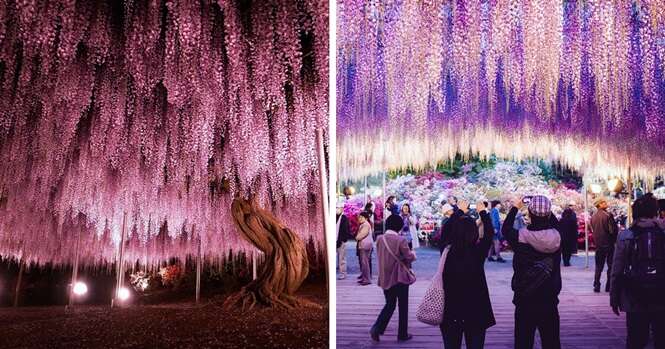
[439,200,496,349]
[502,196,562,349]
[611,194,665,348]
[336,203,353,279]
[590,197,618,292]
[558,206,578,267]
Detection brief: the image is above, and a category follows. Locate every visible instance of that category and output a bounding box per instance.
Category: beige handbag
[416,246,450,325]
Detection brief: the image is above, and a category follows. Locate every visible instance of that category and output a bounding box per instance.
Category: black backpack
[512,255,554,297]
[624,225,665,301]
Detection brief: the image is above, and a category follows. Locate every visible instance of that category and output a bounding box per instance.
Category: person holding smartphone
[502,196,563,349]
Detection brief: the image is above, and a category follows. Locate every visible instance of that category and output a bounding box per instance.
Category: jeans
[626,311,665,349]
[594,246,614,290]
[515,304,561,349]
[337,242,347,277]
[371,283,409,339]
[440,321,486,349]
[359,248,372,284]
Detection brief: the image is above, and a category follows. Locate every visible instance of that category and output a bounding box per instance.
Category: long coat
[442,210,496,330]
[558,209,578,255]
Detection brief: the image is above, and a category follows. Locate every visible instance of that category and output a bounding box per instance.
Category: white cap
[441,203,454,213]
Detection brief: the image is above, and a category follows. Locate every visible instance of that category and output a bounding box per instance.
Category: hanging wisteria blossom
[0,0,328,266]
[338,0,665,180]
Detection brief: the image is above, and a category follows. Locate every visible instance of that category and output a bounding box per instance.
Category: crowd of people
[335,192,665,349]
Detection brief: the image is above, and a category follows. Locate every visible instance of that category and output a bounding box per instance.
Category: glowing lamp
[607,178,623,192]
[72,281,88,296]
[342,186,356,196]
[590,184,603,194]
[117,287,130,301]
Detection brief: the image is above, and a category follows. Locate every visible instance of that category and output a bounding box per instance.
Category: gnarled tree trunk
[224,197,313,310]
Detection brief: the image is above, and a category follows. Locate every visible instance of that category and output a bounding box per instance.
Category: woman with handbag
[356,212,374,285]
[370,214,417,342]
[439,200,496,349]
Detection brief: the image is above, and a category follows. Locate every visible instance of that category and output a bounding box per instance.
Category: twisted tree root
[224,197,318,310]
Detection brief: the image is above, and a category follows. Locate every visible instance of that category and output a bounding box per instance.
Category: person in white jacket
[399,203,419,249]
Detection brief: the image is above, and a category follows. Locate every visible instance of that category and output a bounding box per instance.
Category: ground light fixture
[117,287,130,301]
[72,281,88,296]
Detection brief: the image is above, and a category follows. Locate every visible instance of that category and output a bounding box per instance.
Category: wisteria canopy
[337,0,665,180]
[0,0,328,265]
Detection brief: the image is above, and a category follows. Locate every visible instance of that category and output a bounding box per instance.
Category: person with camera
[502,195,563,349]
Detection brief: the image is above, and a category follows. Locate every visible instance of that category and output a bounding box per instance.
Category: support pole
[68,226,82,307]
[315,127,329,292]
[13,259,25,307]
[113,212,127,307]
[364,176,368,206]
[627,165,633,227]
[584,184,589,268]
[195,225,201,305]
[382,171,386,234]
[252,250,257,280]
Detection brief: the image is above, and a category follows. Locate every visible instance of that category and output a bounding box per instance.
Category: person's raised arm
[502,199,523,246]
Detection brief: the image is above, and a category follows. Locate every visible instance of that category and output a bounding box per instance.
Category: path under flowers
[337,243,637,349]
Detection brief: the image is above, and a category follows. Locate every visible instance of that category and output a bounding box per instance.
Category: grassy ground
[0,280,328,348]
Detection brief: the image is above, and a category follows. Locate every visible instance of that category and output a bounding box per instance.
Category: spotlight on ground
[72,281,88,296]
[117,287,130,301]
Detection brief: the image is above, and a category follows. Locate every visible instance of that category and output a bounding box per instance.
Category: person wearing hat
[336,201,353,280]
[590,197,618,293]
[501,195,563,349]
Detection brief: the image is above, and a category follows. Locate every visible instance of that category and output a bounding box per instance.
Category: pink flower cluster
[0,1,328,266]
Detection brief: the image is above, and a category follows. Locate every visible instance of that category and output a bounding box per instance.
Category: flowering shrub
[159,265,184,288]
[129,271,151,292]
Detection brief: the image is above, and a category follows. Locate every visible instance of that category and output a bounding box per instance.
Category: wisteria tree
[0,0,328,305]
[337,0,665,180]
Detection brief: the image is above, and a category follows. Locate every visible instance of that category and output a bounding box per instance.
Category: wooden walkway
[337,253,636,349]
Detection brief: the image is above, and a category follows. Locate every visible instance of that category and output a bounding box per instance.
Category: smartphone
[469,204,477,210]
[522,196,533,204]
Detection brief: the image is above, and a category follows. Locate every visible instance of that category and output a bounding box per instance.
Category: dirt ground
[0,282,328,348]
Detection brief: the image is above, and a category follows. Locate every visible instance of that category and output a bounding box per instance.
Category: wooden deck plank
[336,251,640,349]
